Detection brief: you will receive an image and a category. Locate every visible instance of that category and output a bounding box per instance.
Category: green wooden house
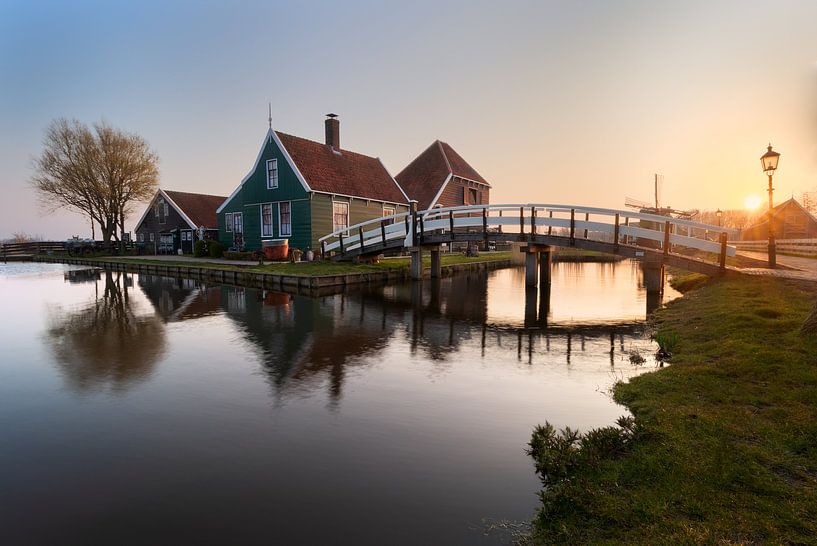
[217,115,409,252]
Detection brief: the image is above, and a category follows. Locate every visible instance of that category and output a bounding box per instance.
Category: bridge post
[525,250,538,287]
[538,246,552,286]
[430,246,441,278]
[411,247,423,280]
[641,257,665,294]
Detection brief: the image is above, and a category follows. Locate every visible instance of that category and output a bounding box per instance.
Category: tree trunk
[802,301,817,335]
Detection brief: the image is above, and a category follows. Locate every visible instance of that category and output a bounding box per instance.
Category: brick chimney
[325,113,340,149]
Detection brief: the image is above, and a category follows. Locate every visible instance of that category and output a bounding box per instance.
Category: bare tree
[31,118,159,247]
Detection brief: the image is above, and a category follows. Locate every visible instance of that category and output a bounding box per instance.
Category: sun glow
[744,195,763,211]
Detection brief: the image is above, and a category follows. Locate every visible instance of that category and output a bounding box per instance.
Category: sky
[2,0,816,239]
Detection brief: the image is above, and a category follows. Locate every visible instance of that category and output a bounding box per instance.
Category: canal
[0,261,678,545]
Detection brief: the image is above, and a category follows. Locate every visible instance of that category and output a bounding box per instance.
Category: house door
[232,213,244,250]
[181,230,194,254]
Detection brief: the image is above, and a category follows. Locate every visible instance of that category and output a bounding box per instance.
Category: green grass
[667,267,710,293]
[527,274,817,544]
[53,251,512,277]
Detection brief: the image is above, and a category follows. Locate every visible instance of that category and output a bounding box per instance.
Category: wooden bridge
[319,203,739,289]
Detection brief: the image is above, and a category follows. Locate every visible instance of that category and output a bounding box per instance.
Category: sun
[744,195,763,211]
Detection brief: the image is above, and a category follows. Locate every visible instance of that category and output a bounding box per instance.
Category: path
[737,251,816,282]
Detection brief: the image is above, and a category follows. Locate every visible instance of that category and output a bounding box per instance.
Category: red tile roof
[276,131,408,204]
[395,140,489,210]
[164,190,226,229]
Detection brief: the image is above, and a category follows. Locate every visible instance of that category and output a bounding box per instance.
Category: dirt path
[736,251,816,282]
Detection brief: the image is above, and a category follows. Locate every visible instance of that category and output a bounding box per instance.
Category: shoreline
[526,272,817,543]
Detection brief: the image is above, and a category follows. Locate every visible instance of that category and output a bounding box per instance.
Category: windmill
[625,174,698,219]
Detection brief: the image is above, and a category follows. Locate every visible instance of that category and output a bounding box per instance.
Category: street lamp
[760,144,780,268]
[716,208,722,227]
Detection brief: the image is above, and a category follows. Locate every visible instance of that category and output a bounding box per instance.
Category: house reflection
[46,271,166,393]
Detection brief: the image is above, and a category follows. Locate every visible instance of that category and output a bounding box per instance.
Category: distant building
[396,140,490,211]
[741,198,817,240]
[134,189,225,254]
[217,115,409,252]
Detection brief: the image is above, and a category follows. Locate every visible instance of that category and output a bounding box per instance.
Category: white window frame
[266,158,278,189]
[332,201,349,234]
[137,233,144,242]
[383,206,395,216]
[233,212,243,234]
[149,233,155,242]
[278,201,292,237]
[261,203,273,237]
[225,212,233,232]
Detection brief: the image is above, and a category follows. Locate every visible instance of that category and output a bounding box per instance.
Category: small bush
[208,240,224,258]
[193,240,207,257]
[527,417,641,538]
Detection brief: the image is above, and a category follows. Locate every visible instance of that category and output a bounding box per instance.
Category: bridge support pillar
[410,247,423,280]
[521,244,552,287]
[430,247,441,278]
[539,247,552,286]
[525,251,538,287]
[641,259,665,294]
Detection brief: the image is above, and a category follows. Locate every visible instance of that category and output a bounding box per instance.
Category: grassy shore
[50,251,512,276]
[527,273,817,544]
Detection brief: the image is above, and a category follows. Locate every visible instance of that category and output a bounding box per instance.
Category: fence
[731,238,817,257]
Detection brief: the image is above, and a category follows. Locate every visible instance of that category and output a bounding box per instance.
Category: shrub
[208,240,224,258]
[193,240,207,257]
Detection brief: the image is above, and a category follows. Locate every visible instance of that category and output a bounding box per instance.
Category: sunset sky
[2,0,816,239]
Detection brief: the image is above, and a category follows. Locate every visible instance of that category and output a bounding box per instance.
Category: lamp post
[716,208,722,227]
[760,144,780,268]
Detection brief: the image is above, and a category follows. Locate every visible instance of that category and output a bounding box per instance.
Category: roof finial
[268,103,272,129]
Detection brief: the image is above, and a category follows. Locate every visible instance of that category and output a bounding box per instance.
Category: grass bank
[44,251,512,277]
[527,273,817,544]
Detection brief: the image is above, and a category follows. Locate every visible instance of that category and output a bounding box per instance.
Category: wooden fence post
[359,227,365,252]
[548,211,553,236]
[339,233,344,254]
[584,213,589,239]
[569,209,576,245]
[719,232,727,270]
[663,220,671,255]
[482,207,488,244]
[381,220,387,244]
[519,207,525,236]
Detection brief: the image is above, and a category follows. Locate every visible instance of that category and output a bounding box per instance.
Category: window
[149,233,155,242]
[225,213,233,232]
[157,198,167,224]
[261,204,273,237]
[461,186,467,205]
[279,202,292,236]
[383,206,395,217]
[333,201,349,233]
[233,212,243,234]
[137,233,144,242]
[266,158,278,189]
[469,188,478,204]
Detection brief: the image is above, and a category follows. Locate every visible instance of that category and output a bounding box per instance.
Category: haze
[2,0,816,239]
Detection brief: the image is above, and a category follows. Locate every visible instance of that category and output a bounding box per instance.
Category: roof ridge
[275,129,380,162]
[436,139,453,175]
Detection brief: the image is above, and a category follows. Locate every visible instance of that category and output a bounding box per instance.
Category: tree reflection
[47,270,166,393]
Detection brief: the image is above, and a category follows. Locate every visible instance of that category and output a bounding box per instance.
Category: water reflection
[46,270,166,393]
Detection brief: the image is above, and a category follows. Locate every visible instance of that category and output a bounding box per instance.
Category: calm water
[0,261,676,545]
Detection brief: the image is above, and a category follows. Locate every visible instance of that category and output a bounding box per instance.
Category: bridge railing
[319,211,411,256]
[319,204,738,262]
